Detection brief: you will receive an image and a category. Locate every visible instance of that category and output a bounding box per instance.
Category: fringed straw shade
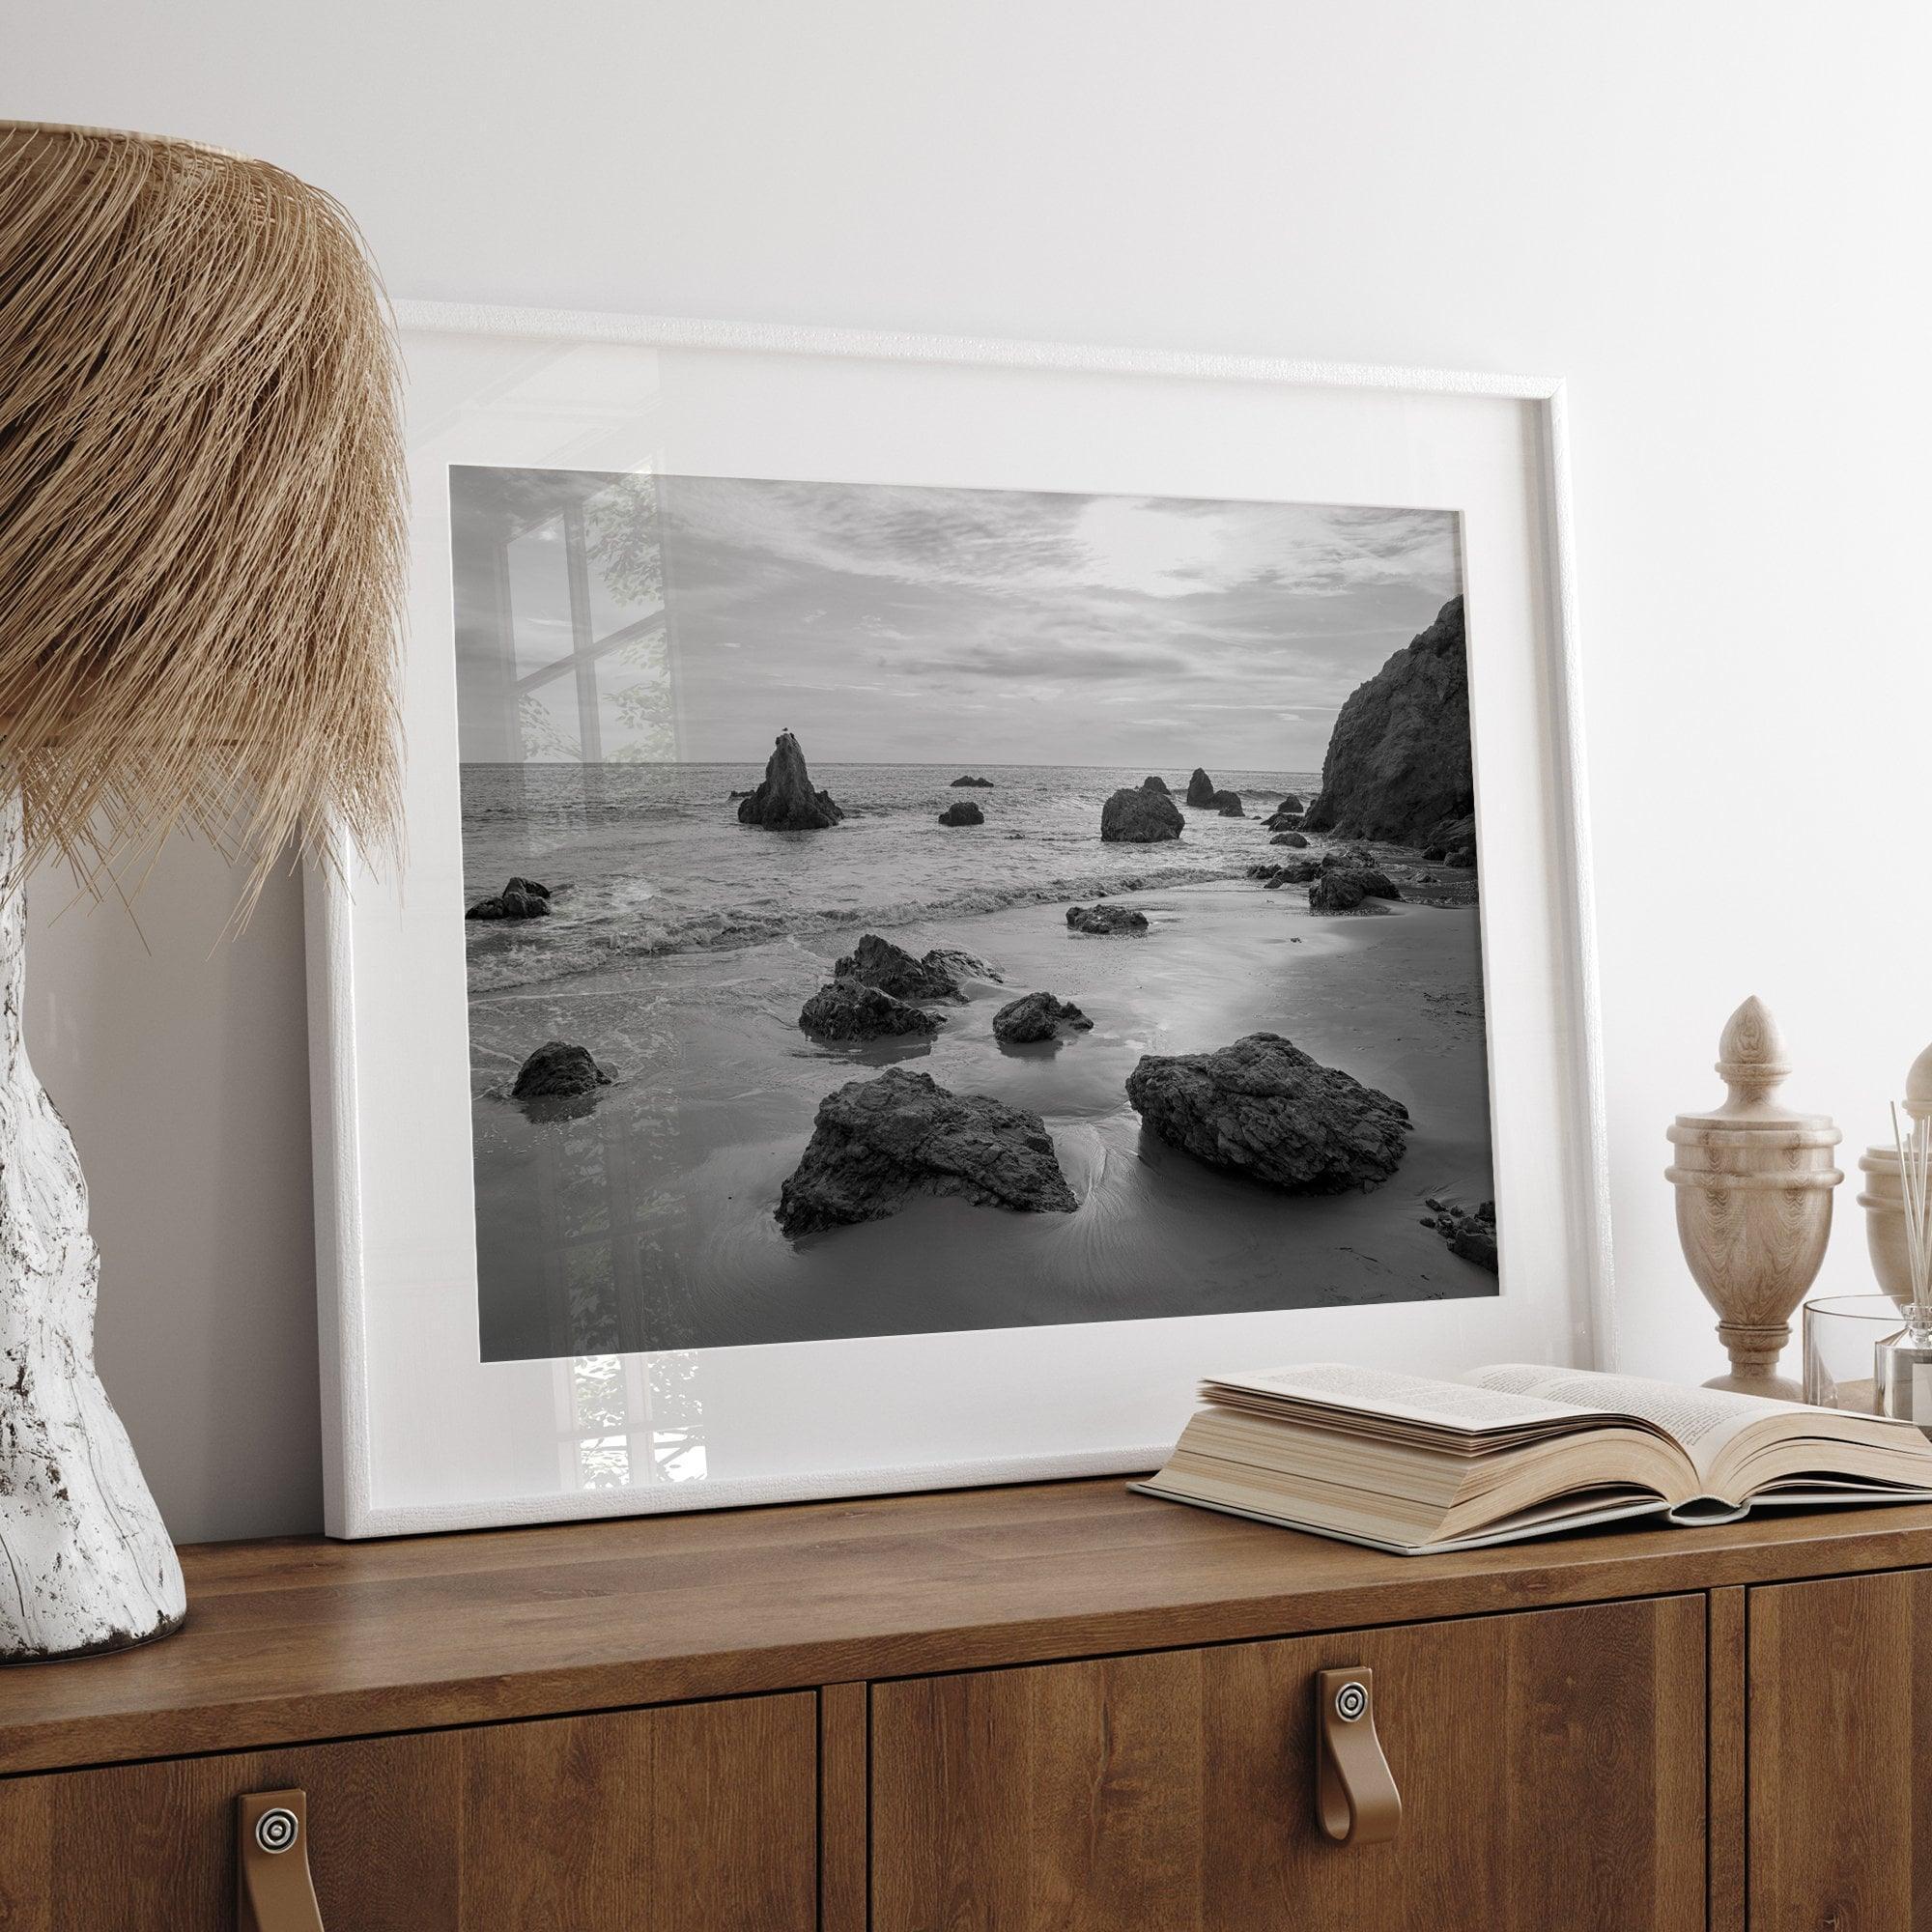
[0,123,405,901]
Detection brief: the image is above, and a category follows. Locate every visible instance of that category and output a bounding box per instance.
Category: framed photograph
[305,303,1610,1537]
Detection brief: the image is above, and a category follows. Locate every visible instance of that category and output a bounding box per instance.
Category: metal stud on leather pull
[1315,1667,1401,1845]
[237,1790,326,1931]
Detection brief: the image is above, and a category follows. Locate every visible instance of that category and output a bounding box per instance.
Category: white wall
[10,1,1931,1543]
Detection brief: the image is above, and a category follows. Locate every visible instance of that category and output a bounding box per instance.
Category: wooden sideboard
[0,1477,1928,1928]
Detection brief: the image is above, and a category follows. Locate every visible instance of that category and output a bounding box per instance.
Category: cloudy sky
[463,469,1462,769]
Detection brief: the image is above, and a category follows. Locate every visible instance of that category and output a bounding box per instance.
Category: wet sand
[470,870,1496,1361]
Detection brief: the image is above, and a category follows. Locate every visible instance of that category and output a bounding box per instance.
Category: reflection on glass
[562,1350,706,1492]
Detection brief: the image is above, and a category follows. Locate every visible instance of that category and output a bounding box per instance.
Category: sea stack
[736,730,844,830]
[1302,596,1472,847]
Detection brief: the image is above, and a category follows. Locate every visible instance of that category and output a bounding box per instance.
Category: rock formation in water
[1264,859,1322,887]
[1066,902,1149,934]
[1125,1033,1410,1193]
[1264,806,1303,831]
[736,730,844,830]
[1422,1197,1499,1272]
[937,800,984,827]
[1279,792,1304,813]
[835,933,975,1002]
[1184,768,1218,807]
[1214,793,1245,817]
[776,1068,1078,1236]
[992,991,1094,1044]
[798,980,945,1041]
[510,1039,614,1100]
[1141,775,1171,794]
[1302,596,1472,846]
[1271,831,1309,848]
[467,876,553,921]
[1099,787,1183,843]
[950,774,996,788]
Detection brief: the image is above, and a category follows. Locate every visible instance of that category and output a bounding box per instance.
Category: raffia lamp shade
[0,124,406,1660]
[0,121,405,891]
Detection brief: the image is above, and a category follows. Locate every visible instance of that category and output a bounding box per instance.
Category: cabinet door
[0,1691,816,1931]
[872,1595,1705,1932]
[1749,1568,1932,1931]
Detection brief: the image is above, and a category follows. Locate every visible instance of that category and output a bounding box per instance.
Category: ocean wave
[467,858,1246,993]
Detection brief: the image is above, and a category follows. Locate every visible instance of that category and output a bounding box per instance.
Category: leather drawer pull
[238,1789,326,1931]
[1315,1667,1401,1846]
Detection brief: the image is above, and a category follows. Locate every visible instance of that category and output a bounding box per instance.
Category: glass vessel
[1802,1294,1903,1415]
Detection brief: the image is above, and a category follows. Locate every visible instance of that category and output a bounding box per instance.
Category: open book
[1131,1362,1932,1555]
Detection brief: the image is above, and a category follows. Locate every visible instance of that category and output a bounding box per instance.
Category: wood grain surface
[0,1692,816,1931]
[871,1593,1707,1931]
[1706,1585,1746,1932]
[2,1479,1932,1776]
[819,1681,868,1932]
[1748,1567,1932,1930]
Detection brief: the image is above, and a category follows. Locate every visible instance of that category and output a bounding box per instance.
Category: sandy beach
[470,862,1494,1361]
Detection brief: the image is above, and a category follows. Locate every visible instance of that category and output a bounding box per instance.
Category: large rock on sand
[1125,1033,1410,1192]
[1303,596,1471,844]
[736,730,844,829]
[993,991,1094,1044]
[1308,871,1375,912]
[799,980,945,1042]
[1319,853,1401,899]
[937,800,984,826]
[1066,902,1148,934]
[836,933,976,1002]
[511,1039,614,1100]
[776,1068,1077,1235]
[1100,787,1183,843]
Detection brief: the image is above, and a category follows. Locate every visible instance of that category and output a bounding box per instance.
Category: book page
[1464,1365,1800,1478]
[1208,1362,1605,1435]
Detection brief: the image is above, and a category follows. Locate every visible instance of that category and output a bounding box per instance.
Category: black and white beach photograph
[453,465,1496,1362]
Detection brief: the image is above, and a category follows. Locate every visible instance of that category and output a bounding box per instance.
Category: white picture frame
[306,301,1611,1538]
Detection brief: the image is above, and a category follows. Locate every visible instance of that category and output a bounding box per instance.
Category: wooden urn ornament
[1665,998,1843,1400]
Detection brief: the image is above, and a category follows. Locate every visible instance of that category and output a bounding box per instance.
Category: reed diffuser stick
[1889,1101,1932,1339]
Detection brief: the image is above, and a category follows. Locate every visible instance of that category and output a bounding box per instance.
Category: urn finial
[1712,996,1795,1120]
[1908,1040,1932,1122]
[1667,996,1841,1400]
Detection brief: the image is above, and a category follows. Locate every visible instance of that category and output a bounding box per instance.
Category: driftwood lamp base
[0,798,185,1661]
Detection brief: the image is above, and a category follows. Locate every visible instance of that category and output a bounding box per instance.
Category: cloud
[459,467,1462,767]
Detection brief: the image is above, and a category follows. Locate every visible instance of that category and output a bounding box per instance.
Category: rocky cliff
[1301,596,1472,847]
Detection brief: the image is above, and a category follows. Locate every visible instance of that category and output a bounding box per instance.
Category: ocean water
[460,762,1321,993]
